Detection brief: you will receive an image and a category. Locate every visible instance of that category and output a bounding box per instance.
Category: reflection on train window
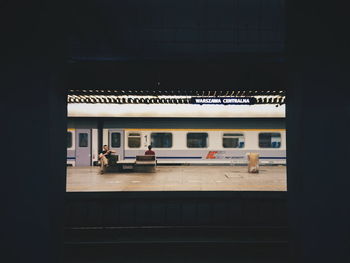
[259,133,281,148]
[223,133,245,148]
[187,133,208,148]
[128,133,141,148]
[79,133,88,147]
[151,133,172,148]
[67,132,72,148]
[111,132,121,148]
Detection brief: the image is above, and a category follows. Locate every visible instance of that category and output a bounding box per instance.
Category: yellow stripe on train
[124,128,286,131]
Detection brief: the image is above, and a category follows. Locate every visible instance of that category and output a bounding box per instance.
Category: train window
[151,133,172,148]
[223,133,245,148]
[111,132,121,148]
[259,133,281,148]
[128,132,141,148]
[67,132,72,148]
[79,133,88,147]
[187,133,208,148]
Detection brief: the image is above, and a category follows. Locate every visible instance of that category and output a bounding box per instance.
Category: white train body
[67,118,286,166]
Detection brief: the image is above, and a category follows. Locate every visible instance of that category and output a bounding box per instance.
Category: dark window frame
[79,133,89,148]
[111,132,121,148]
[186,132,209,148]
[67,131,72,148]
[258,132,282,148]
[128,132,141,148]
[222,133,245,148]
[151,132,173,148]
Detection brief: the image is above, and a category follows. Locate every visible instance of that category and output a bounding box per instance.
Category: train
[67,117,286,166]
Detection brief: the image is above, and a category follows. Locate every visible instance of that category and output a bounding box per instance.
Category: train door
[109,129,124,160]
[67,129,75,166]
[75,129,91,166]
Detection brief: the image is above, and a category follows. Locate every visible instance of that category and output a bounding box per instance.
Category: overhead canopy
[68,103,285,118]
[68,89,285,105]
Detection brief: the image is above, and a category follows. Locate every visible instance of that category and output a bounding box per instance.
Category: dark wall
[65,192,287,228]
[68,0,285,60]
[65,0,285,93]
[287,1,350,262]
[65,59,286,92]
[1,1,67,263]
[1,64,67,263]
[64,0,286,94]
[65,0,286,93]
[4,0,350,262]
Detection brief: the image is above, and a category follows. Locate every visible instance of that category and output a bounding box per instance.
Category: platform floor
[66,165,286,192]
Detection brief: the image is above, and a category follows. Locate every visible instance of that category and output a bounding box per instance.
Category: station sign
[190,97,256,105]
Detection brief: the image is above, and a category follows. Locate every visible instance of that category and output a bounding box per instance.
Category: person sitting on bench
[144,145,155,155]
[99,145,115,173]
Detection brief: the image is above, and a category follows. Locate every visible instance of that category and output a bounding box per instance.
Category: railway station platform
[66,165,286,192]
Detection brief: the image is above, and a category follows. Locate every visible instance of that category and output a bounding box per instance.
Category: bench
[135,155,156,173]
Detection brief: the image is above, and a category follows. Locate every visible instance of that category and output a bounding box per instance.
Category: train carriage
[67,117,286,166]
